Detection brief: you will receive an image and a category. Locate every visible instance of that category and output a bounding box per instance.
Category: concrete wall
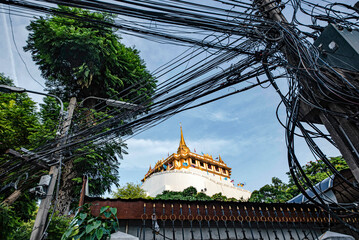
[142,169,251,200]
[117,219,323,240]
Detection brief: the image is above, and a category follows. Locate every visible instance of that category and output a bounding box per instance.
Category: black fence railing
[85,197,359,240]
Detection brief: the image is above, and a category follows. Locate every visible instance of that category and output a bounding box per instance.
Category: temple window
[200,162,204,167]
[191,159,196,164]
[208,164,212,170]
[223,169,227,174]
[215,166,219,172]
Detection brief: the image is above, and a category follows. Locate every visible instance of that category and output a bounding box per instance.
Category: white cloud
[187,105,241,123]
[206,110,240,122]
[120,138,178,170]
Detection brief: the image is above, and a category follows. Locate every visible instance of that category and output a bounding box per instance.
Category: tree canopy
[0,74,44,239]
[155,186,241,201]
[249,156,349,203]
[112,182,147,199]
[249,177,293,203]
[24,6,156,106]
[112,185,241,201]
[24,6,157,214]
[0,73,52,193]
[0,73,40,153]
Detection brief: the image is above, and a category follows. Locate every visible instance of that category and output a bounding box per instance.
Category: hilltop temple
[141,127,251,200]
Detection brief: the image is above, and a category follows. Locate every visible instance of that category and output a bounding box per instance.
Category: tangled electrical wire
[1,0,359,233]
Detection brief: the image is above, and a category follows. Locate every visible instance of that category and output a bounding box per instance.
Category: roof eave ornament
[219,155,224,163]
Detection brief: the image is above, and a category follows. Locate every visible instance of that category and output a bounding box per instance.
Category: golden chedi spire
[177,124,190,154]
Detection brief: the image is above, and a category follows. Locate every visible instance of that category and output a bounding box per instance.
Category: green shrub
[1,205,73,240]
[0,204,25,240]
[62,204,119,240]
[46,211,73,240]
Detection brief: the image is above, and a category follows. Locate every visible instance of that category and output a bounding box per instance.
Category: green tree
[249,156,349,203]
[182,186,197,197]
[24,6,156,214]
[0,74,40,153]
[24,6,155,105]
[0,74,44,239]
[112,183,147,199]
[211,192,228,201]
[155,186,199,201]
[249,177,292,203]
[154,186,239,201]
[155,190,183,201]
[0,204,24,240]
[0,73,39,209]
[196,192,212,201]
[286,156,349,198]
[0,74,76,239]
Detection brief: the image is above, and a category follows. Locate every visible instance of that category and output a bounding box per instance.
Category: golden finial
[218,155,224,163]
[177,124,190,154]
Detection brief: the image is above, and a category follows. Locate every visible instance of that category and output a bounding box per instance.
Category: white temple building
[141,127,251,200]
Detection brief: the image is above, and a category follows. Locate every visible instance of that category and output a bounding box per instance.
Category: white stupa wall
[142,168,251,200]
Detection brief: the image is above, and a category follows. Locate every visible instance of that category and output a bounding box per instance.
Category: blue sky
[0,2,343,194]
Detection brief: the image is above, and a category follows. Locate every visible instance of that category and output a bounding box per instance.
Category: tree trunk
[56,158,77,215]
[56,101,96,215]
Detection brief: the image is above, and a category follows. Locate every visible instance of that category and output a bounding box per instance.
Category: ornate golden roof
[143,126,232,182]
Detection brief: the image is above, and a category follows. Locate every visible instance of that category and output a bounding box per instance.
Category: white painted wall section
[142,169,251,200]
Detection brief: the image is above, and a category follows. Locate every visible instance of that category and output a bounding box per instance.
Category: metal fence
[86,197,359,240]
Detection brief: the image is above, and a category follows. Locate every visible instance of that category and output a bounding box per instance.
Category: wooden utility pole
[254,0,359,183]
[2,190,21,205]
[30,97,77,240]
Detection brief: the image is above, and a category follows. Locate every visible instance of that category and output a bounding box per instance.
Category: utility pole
[30,97,77,240]
[254,0,359,183]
